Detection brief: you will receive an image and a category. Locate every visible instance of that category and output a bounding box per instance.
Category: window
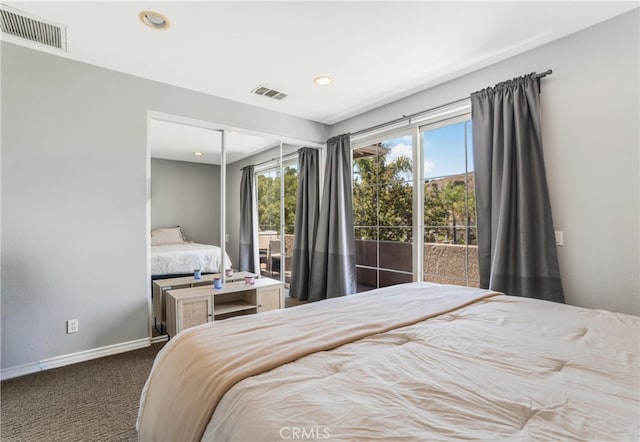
[422,120,478,287]
[351,101,478,291]
[256,161,298,286]
[257,169,280,236]
[353,135,414,292]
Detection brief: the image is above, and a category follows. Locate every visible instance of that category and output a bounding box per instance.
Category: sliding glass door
[422,119,478,287]
[352,103,477,292]
[256,160,298,287]
[353,135,414,292]
[257,168,280,278]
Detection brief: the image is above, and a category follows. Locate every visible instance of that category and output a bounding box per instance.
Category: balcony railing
[355,239,479,291]
[258,233,479,291]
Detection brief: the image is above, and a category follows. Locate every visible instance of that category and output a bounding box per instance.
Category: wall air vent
[0,5,67,51]
[251,85,287,101]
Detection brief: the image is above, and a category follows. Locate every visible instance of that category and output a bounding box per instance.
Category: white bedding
[206,291,639,441]
[150,242,232,276]
[137,283,639,441]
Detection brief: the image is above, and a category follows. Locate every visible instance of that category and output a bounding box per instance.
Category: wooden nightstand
[165,277,284,337]
[152,271,252,332]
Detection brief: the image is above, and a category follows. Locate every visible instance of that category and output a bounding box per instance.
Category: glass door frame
[254,145,298,286]
[351,127,417,290]
[350,99,472,289]
[418,112,474,286]
[145,111,227,339]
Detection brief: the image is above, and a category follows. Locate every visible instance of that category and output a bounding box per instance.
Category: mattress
[150,242,232,276]
[137,283,639,441]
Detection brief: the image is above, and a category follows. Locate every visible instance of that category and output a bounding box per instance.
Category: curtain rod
[243,151,299,170]
[351,69,552,138]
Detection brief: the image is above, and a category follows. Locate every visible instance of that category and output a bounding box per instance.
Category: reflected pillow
[151,227,185,245]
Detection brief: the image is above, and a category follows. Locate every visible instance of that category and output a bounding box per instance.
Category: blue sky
[384,121,474,179]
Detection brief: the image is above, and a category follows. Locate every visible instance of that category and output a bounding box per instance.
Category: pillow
[151,227,185,245]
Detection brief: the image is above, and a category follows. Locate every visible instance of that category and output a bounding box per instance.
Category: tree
[257,172,280,231]
[353,147,476,245]
[353,147,413,242]
[283,166,298,234]
[258,152,476,246]
[257,166,298,234]
[424,178,476,244]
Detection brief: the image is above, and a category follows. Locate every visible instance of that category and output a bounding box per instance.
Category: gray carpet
[1,343,165,441]
[284,295,309,308]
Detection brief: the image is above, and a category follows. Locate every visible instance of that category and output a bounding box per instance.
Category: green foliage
[257,166,298,234]
[353,152,413,242]
[283,167,298,234]
[258,152,476,245]
[353,149,476,244]
[424,180,476,244]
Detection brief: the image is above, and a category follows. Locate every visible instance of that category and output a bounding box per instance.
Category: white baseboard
[1,337,152,381]
[150,334,169,344]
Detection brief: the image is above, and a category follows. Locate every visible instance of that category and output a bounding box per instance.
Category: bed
[150,227,232,276]
[137,282,639,441]
[151,242,232,276]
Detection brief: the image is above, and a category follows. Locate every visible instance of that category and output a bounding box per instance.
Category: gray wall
[151,159,220,246]
[1,42,328,370]
[332,10,640,315]
[1,9,638,373]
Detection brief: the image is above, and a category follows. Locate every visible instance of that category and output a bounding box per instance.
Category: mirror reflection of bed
[148,116,294,337]
[150,227,231,277]
[149,227,232,336]
[149,119,225,337]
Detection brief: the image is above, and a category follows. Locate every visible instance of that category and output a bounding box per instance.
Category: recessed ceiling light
[193,152,204,156]
[314,76,333,86]
[139,11,169,30]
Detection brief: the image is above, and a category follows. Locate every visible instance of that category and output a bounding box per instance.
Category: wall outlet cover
[67,319,79,334]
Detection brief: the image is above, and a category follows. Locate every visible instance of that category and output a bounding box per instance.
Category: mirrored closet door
[148,116,225,338]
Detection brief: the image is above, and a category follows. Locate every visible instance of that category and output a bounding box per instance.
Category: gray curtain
[239,165,258,273]
[308,135,357,301]
[289,148,320,300]
[471,73,564,303]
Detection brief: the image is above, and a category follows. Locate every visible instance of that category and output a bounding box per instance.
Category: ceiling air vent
[251,85,287,101]
[0,5,67,51]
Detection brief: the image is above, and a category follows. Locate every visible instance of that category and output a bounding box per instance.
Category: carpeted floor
[1,299,308,441]
[284,295,309,308]
[1,343,165,441]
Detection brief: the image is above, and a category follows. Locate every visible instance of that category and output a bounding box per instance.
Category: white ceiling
[150,118,279,165]
[3,1,637,163]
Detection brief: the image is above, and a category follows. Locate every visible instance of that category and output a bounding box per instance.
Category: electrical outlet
[67,319,79,334]
[225,233,230,242]
[555,231,564,246]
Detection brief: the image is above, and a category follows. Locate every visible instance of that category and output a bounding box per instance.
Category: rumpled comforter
[137,283,639,441]
[150,242,232,276]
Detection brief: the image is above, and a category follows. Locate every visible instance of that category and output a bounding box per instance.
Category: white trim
[412,101,471,127]
[1,338,151,381]
[220,130,227,282]
[146,109,153,340]
[351,99,471,147]
[147,110,325,151]
[279,141,285,285]
[253,151,298,173]
[351,126,414,150]
[418,111,471,133]
[413,126,423,282]
[150,335,169,344]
